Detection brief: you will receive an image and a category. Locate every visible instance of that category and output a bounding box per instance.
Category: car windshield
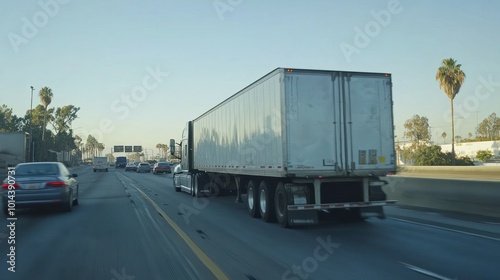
[15,163,59,176]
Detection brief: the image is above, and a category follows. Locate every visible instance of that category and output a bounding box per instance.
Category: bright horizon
[2,0,499,154]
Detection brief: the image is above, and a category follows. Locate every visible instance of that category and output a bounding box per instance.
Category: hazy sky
[1,0,499,154]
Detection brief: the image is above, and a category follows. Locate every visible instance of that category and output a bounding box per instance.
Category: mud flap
[288,210,318,226]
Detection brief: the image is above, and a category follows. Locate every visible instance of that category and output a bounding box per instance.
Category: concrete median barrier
[383,166,500,219]
[396,166,500,181]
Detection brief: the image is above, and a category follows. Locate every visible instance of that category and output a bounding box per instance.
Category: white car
[93,157,108,172]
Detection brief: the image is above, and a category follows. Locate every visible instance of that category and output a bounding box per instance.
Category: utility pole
[30,86,34,161]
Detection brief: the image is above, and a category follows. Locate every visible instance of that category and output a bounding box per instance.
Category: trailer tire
[191,181,196,196]
[275,182,289,228]
[193,177,203,198]
[247,181,260,218]
[259,181,276,223]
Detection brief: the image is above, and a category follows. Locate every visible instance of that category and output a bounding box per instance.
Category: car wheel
[62,191,73,212]
[174,175,181,192]
[73,187,79,206]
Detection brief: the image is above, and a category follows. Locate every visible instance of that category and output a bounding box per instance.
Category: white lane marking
[389,217,500,242]
[391,175,500,183]
[399,262,456,280]
[482,221,500,226]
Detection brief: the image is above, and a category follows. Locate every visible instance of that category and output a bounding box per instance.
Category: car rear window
[158,162,168,166]
[16,163,59,176]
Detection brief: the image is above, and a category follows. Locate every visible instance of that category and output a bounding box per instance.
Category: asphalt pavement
[0,166,499,279]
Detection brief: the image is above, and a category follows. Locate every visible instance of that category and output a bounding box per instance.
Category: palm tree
[156,143,162,158]
[441,132,447,144]
[97,143,105,157]
[436,58,465,165]
[39,87,53,141]
[162,144,169,159]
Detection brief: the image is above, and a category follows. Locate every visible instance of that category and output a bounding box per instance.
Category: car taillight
[46,181,66,187]
[2,183,19,189]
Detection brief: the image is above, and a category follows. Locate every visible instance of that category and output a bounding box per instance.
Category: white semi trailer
[171,68,396,227]
[0,132,29,175]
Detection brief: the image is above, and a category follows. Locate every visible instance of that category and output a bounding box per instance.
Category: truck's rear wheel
[191,182,196,196]
[247,181,260,218]
[259,181,276,223]
[193,176,203,197]
[275,182,289,227]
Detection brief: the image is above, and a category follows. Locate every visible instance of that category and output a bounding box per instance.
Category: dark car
[152,162,171,174]
[136,163,151,173]
[1,162,79,215]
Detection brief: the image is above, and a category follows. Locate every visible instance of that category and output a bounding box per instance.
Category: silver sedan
[1,162,79,215]
[136,163,151,173]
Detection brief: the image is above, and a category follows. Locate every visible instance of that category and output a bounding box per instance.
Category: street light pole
[30,86,34,161]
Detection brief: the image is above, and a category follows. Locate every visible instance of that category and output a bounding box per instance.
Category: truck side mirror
[169,139,176,155]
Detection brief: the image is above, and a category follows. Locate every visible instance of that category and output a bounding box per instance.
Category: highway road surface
[1,165,499,280]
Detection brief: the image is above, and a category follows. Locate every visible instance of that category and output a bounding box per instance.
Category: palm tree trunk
[42,108,47,141]
[450,99,456,165]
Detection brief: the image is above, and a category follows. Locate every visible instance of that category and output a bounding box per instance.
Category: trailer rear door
[284,70,395,176]
[342,73,395,175]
